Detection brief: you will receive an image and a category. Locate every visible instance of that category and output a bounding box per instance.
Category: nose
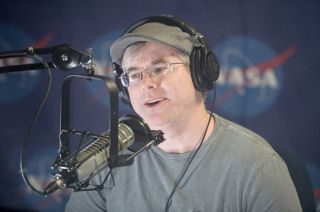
[141,71,157,89]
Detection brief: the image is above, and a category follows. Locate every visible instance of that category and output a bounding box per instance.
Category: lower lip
[145,99,166,108]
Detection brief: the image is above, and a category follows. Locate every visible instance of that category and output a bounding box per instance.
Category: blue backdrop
[0,0,319,211]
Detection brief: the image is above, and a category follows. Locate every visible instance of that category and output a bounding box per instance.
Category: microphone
[44,115,156,195]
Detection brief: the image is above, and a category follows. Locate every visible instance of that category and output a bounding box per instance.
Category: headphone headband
[122,15,207,49]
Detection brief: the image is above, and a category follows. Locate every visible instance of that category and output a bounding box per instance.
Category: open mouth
[145,98,164,107]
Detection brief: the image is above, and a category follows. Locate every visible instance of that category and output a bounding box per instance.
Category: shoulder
[213,114,275,154]
[210,114,286,170]
[214,114,270,147]
[211,115,302,208]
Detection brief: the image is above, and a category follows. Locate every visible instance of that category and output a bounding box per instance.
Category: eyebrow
[125,58,169,72]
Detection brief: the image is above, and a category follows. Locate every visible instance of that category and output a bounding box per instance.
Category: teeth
[148,98,163,104]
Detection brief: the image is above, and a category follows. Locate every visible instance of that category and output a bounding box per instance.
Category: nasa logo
[0,24,48,103]
[213,36,296,117]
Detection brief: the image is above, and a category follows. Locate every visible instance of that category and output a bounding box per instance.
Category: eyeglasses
[119,62,185,87]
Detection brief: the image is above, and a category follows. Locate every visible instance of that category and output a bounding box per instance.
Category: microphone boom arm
[0,44,93,74]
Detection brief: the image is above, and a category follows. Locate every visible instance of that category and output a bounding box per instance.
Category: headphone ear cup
[119,86,131,106]
[190,47,204,91]
[199,50,215,91]
[205,51,220,82]
[194,48,220,91]
[112,63,132,105]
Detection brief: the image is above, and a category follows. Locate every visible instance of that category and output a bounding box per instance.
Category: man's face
[122,42,203,129]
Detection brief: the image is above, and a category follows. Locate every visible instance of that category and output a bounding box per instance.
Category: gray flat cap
[110,22,194,64]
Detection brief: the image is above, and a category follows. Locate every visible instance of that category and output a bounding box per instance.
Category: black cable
[164,83,216,212]
[19,54,52,195]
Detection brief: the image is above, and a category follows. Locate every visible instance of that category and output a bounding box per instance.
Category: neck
[156,107,214,153]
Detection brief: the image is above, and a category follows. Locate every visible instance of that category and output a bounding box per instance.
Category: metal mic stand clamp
[52,48,129,171]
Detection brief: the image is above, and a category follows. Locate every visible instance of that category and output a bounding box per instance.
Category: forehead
[122,42,181,68]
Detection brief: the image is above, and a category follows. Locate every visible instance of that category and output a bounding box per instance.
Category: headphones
[112,15,220,105]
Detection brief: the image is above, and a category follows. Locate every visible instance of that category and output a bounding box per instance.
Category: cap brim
[110,35,161,64]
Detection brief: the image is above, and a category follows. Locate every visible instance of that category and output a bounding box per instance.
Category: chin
[144,117,170,130]
[135,108,171,129]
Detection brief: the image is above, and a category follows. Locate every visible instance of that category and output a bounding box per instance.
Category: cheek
[127,88,141,110]
[172,73,196,96]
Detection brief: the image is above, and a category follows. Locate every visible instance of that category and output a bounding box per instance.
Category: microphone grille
[118,123,135,150]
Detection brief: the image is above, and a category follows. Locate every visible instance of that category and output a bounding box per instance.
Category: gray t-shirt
[65,114,302,212]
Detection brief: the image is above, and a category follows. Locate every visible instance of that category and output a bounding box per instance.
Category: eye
[150,64,168,75]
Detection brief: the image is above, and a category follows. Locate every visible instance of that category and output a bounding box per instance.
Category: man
[66,15,302,211]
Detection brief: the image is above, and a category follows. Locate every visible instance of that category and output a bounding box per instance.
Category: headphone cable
[164,83,216,212]
[19,54,52,195]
